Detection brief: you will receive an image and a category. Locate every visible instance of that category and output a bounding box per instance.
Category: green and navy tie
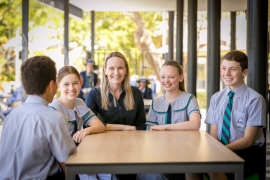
[221,91,235,145]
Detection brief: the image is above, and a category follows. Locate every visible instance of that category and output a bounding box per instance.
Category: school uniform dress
[50,98,114,180]
[205,83,266,178]
[138,92,200,180]
[85,86,146,130]
[0,95,76,180]
[146,92,201,126]
[49,98,96,136]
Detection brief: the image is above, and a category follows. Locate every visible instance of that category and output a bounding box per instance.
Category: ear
[79,79,83,88]
[242,68,248,77]
[57,82,60,90]
[179,74,184,82]
[48,80,55,92]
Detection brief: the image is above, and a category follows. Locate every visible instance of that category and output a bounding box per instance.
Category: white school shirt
[49,98,96,135]
[205,83,266,147]
[146,92,201,125]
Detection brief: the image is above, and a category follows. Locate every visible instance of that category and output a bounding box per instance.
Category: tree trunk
[128,12,162,81]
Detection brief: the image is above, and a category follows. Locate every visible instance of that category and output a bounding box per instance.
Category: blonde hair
[162,60,185,91]
[100,52,134,110]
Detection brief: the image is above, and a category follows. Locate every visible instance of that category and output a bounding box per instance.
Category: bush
[196,91,206,109]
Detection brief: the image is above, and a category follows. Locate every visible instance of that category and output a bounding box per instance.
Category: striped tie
[221,91,235,145]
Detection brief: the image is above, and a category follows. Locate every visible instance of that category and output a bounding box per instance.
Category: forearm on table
[86,124,105,134]
[163,120,201,130]
[87,118,105,134]
[105,124,136,131]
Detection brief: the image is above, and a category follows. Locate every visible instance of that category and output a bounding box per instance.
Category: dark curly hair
[21,56,56,95]
[222,50,248,71]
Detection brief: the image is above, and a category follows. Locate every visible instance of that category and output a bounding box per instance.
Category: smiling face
[58,73,82,101]
[104,57,127,87]
[221,59,248,90]
[160,65,184,93]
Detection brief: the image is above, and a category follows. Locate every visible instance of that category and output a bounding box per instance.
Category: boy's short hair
[21,56,56,95]
[222,50,248,70]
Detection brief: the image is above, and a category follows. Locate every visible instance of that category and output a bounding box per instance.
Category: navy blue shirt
[85,86,146,130]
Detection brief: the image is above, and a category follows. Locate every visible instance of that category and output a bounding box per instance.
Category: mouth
[111,76,122,80]
[163,84,172,88]
[67,92,76,95]
[223,77,233,81]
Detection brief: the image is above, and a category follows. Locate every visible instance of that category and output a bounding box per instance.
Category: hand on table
[73,128,91,143]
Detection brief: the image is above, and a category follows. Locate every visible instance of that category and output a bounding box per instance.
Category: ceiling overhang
[69,0,247,12]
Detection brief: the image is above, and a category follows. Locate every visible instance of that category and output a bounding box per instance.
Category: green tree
[0,1,164,81]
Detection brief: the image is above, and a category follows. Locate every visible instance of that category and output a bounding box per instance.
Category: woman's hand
[73,128,91,143]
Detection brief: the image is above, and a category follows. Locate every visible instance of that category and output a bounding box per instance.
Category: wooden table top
[66,131,244,165]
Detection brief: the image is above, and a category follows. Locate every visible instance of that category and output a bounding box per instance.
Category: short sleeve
[83,109,97,126]
[204,96,217,125]
[187,96,200,117]
[146,101,158,125]
[246,96,266,127]
[47,117,76,162]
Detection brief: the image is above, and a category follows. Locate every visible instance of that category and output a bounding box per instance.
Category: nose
[114,69,119,74]
[69,84,74,90]
[224,69,230,76]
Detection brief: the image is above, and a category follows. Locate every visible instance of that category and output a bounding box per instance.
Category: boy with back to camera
[0,56,76,180]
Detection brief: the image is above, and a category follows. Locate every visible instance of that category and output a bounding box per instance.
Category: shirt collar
[225,83,247,97]
[109,88,125,94]
[86,72,93,76]
[25,95,49,106]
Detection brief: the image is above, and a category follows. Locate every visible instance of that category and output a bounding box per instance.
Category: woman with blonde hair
[85,52,146,180]
[85,51,146,131]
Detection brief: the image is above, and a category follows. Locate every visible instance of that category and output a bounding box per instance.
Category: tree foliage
[0,0,164,82]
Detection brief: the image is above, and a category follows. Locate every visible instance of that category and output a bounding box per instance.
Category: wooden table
[65,131,244,180]
[143,99,152,110]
